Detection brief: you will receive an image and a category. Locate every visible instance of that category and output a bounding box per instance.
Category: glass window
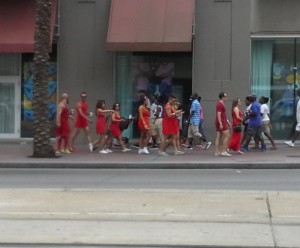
[115,52,192,138]
[0,54,20,76]
[0,82,15,133]
[252,39,300,139]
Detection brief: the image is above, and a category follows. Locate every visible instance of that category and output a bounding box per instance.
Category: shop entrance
[0,76,20,138]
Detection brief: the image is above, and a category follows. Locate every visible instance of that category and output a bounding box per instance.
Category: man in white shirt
[285,88,300,147]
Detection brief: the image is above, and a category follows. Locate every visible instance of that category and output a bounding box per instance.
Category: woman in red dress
[93,100,114,154]
[109,103,131,152]
[55,93,72,154]
[138,96,151,154]
[158,95,184,156]
[228,98,244,154]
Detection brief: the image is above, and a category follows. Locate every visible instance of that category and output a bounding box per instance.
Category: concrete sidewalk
[0,141,299,169]
[0,188,299,247]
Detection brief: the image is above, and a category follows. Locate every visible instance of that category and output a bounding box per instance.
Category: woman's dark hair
[231,99,239,116]
[95,100,105,114]
[112,102,120,110]
[139,95,148,106]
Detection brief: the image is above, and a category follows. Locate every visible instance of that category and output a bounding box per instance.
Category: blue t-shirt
[190,99,200,125]
[248,101,262,127]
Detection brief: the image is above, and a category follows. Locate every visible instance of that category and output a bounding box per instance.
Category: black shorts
[246,126,262,137]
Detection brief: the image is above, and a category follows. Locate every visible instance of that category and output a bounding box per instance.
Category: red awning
[106,0,195,52]
[0,0,57,53]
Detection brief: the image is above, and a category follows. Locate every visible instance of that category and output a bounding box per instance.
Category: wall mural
[23,62,57,121]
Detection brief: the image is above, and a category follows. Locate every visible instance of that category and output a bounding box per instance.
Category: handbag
[233,124,242,132]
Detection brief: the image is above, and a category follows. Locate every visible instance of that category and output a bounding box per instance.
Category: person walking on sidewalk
[159,95,184,155]
[92,100,114,154]
[285,88,300,148]
[110,103,131,152]
[70,92,93,152]
[227,98,244,154]
[258,96,277,150]
[240,94,266,152]
[138,95,151,154]
[186,93,203,149]
[55,93,73,154]
[214,92,231,157]
[197,95,211,149]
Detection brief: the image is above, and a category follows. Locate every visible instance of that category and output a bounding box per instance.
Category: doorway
[0,76,20,138]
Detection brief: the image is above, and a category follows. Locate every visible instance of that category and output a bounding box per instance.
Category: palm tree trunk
[32,0,55,158]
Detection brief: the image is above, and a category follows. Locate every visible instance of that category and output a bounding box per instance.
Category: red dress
[215,101,229,131]
[228,109,243,151]
[110,112,122,137]
[74,101,88,128]
[162,104,178,135]
[55,106,71,137]
[138,106,150,131]
[96,110,106,134]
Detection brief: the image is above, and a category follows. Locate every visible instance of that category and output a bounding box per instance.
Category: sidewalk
[0,188,299,247]
[0,141,299,169]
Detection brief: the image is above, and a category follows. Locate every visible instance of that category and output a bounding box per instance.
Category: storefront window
[115,52,192,138]
[252,39,300,139]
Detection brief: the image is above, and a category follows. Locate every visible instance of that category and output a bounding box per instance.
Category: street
[0,169,300,247]
[0,168,300,191]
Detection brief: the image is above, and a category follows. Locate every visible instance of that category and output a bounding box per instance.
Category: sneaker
[89,143,93,152]
[158,150,168,156]
[181,143,189,148]
[138,149,144,154]
[122,148,131,152]
[261,144,267,151]
[92,146,99,151]
[240,146,249,152]
[143,147,150,154]
[185,145,193,150]
[150,144,158,149]
[174,150,184,155]
[204,142,212,150]
[285,141,295,148]
[214,152,221,157]
[55,150,61,154]
[99,150,108,154]
[60,149,71,154]
[221,151,232,157]
[105,149,113,153]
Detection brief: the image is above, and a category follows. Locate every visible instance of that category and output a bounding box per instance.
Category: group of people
[55,92,131,154]
[55,89,284,157]
[55,91,213,156]
[214,92,277,157]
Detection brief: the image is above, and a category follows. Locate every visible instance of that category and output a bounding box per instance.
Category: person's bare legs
[70,128,81,148]
[221,130,230,153]
[215,131,222,155]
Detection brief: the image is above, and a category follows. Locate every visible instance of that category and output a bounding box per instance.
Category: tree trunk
[32,0,55,158]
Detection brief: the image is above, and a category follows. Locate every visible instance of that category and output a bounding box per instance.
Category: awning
[0,0,57,53]
[106,0,195,52]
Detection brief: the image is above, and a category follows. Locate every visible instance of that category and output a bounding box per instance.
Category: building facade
[1,0,300,141]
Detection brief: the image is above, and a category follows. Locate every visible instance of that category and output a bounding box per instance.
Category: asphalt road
[0,168,300,191]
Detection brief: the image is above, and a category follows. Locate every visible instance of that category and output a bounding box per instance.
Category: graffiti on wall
[23,62,57,121]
